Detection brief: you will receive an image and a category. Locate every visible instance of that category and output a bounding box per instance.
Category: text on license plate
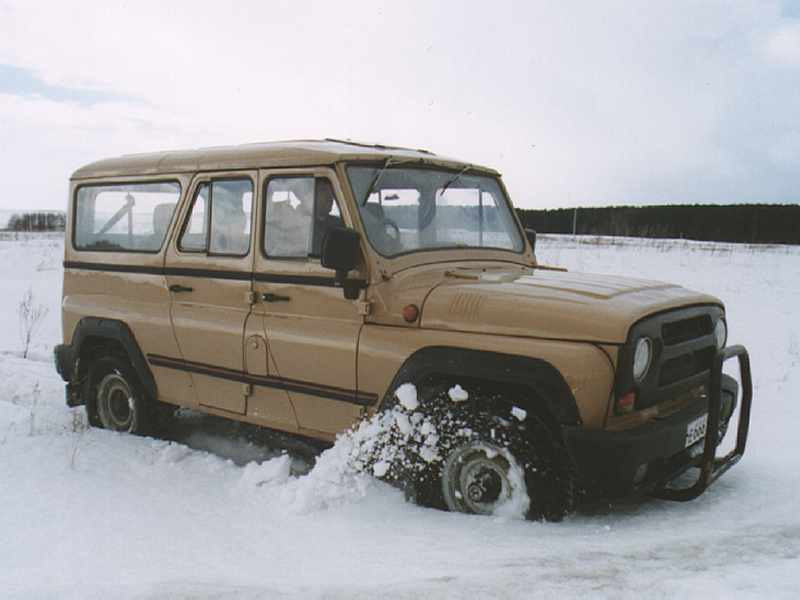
[685,413,708,448]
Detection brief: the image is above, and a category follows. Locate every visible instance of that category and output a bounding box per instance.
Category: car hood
[419,267,722,344]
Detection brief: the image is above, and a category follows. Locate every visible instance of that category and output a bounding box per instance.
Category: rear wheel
[88,356,152,434]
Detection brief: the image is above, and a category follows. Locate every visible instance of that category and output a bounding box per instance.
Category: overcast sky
[1,0,798,211]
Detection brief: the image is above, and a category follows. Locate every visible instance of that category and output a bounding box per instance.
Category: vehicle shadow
[575,467,704,518]
[155,408,328,476]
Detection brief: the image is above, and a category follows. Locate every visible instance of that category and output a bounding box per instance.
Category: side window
[264,177,343,258]
[74,181,180,252]
[210,180,252,255]
[179,178,253,256]
[179,183,209,251]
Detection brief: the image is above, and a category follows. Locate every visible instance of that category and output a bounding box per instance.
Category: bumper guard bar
[652,344,753,501]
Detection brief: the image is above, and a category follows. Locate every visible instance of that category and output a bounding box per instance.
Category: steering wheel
[383,218,400,241]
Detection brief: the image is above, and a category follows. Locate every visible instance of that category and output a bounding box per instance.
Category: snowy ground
[1,234,798,599]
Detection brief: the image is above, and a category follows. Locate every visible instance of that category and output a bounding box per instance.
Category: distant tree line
[516,204,800,245]
[383,204,508,231]
[4,212,66,232]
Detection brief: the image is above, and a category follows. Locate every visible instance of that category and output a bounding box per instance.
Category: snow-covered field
[1,234,798,599]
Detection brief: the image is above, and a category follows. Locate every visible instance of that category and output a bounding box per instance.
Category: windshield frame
[344,161,527,260]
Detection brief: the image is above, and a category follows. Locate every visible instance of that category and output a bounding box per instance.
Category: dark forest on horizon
[517,204,800,245]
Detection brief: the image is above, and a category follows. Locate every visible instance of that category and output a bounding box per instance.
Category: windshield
[347,165,524,257]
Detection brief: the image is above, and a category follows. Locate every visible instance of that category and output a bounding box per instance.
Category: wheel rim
[441,443,514,515]
[97,373,135,431]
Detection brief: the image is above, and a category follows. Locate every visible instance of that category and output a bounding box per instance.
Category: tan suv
[54,139,752,520]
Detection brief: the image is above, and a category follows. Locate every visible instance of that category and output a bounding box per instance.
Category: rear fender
[64,317,157,403]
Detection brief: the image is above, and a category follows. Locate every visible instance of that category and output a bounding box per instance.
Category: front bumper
[564,345,753,501]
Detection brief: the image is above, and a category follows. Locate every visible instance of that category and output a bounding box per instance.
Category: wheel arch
[71,317,158,403]
[379,346,581,428]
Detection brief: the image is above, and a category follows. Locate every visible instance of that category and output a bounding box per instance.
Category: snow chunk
[419,445,439,463]
[423,433,439,448]
[448,384,469,402]
[394,412,412,435]
[420,421,436,436]
[373,461,390,477]
[511,406,527,422]
[395,383,418,410]
[492,449,531,520]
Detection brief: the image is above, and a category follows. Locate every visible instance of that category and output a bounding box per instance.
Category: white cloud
[764,22,800,64]
[0,93,194,207]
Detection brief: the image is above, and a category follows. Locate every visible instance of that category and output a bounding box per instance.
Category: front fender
[357,325,616,428]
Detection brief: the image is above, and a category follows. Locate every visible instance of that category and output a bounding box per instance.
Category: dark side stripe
[63,261,351,287]
[147,353,378,406]
[63,261,172,276]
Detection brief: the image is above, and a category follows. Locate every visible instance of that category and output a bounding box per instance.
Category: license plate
[685,413,708,448]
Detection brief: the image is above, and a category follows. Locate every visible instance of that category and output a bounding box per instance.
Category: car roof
[70,138,500,180]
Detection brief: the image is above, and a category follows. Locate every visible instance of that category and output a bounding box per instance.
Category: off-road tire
[87,356,153,435]
[432,405,576,521]
[365,389,578,521]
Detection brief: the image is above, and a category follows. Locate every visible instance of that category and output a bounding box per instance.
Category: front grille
[618,305,723,410]
[662,315,712,346]
[658,346,716,386]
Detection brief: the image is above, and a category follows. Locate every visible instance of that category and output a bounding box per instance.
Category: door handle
[261,293,291,303]
[169,284,194,293]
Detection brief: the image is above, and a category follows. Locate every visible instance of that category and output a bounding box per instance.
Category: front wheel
[433,410,576,521]
[355,389,577,521]
[441,440,529,516]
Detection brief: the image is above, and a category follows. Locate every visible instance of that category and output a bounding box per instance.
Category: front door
[162,173,256,415]
[253,167,368,438]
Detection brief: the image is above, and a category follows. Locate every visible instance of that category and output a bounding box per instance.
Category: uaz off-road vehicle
[54,140,752,520]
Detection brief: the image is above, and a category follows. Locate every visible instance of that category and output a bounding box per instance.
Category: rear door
[161,172,256,415]
[253,167,370,438]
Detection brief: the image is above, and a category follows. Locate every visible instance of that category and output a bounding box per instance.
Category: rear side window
[74,181,181,252]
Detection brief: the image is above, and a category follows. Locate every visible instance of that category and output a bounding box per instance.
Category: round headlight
[714,319,727,349]
[633,337,652,382]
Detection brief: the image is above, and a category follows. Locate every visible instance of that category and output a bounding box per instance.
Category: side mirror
[321,227,364,300]
[524,228,537,253]
[321,226,360,273]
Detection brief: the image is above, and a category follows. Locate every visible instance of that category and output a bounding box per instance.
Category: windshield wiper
[439,164,472,197]
[360,157,419,205]
[361,158,393,206]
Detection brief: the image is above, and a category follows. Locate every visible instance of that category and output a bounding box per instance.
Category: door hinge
[245,291,257,305]
[242,383,253,397]
[356,300,371,316]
